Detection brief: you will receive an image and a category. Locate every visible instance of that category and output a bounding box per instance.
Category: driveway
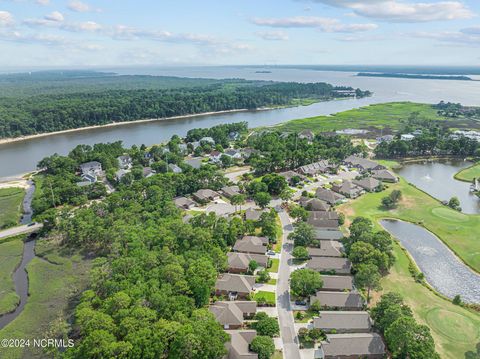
[276,210,301,359]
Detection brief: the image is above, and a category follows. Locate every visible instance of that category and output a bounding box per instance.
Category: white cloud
[306,1,474,22]
[252,16,378,32]
[411,29,480,46]
[0,11,14,27]
[255,30,289,40]
[44,11,64,22]
[0,29,68,45]
[68,1,100,13]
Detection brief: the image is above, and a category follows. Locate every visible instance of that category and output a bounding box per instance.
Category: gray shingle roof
[215,274,255,294]
[320,275,354,291]
[314,311,372,332]
[228,252,269,270]
[210,301,257,327]
[321,333,385,357]
[306,257,351,274]
[233,236,268,255]
[307,241,344,258]
[310,291,364,309]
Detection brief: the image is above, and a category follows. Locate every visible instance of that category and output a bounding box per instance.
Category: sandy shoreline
[0,108,266,146]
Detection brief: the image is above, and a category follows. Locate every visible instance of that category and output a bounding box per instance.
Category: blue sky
[0,0,479,67]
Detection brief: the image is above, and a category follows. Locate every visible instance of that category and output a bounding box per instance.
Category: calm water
[380,219,480,303]
[1,66,480,178]
[397,160,480,214]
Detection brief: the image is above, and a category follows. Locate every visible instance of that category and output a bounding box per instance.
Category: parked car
[27,222,37,227]
[267,250,276,256]
[295,300,307,306]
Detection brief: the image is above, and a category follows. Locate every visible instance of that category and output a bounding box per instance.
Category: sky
[0,0,479,68]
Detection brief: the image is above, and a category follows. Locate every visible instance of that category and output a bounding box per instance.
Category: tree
[253,314,279,337]
[310,299,321,313]
[254,192,272,209]
[371,293,413,333]
[187,258,217,307]
[448,196,461,211]
[292,246,309,261]
[382,190,402,209]
[288,222,315,247]
[250,336,275,359]
[262,173,288,195]
[257,269,271,283]
[354,263,381,303]
[349,241,389,272]
[290,268,323,298]
[385,316,439,359]
[280,188,293,202]
[290,205,308,222]
[452,294,462,305]
[231,194,247,212]
[248,260,259,274]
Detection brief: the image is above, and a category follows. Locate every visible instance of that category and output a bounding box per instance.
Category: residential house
[278,170,307,185]
[142,167,156,178]
[318,333,386,359]
[331,180,364,199]
[168,163,183,173]
[315,188,345,205]
[77,174,97,187]
[193,189,221,203]
[225,330,258,359]
[299,197,331,212]
[376,135,394,143]
[372,169,398,183]
[117,155,132,169]
[245,208,265,221]
[178,143,188,154]
[215,273,255,300]
[343,155,385,172]
[79,161,103,176]
[313,311,372,333]
[315,230,344,241]
[229,131,240,140]
[222,185,241,198]
[297,160,332,176]
[189,141,201,150]
[227,252,269,273]
[200,136,215,145]
[308,219,340,232]
[241,148,257,159]
[353,177,382,192]
[310,291,364,310]
[298,129,315,142]
[306,257,352,275]
[225,148,242,159]
[115,169,129,181]
[210,150,223,163]
[184,157,204,169]
[308,211,339,221]
[209,301,257,330]
[319,275,353,292]
[233,236,268,255]
[173,196,196,210]
[307,241,343,258]
[400,133,415,141]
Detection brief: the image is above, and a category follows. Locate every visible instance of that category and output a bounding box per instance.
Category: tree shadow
[464,342,480,359]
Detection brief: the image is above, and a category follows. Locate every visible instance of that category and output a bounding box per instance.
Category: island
[357,72,474,81]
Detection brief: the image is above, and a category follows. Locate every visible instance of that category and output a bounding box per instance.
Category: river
[396,159,480,214]
[380,219,480,304]
[0,181,36,330]
[1,66,480,178]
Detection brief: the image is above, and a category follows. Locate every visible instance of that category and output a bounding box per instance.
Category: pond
[380,219,480,304]
[396,159,480,214]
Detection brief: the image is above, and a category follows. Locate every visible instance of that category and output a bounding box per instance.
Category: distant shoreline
[0,108,261,146]
[357,72,475,81]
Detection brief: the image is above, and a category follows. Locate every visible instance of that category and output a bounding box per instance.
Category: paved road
[0,223,43,240]
[276,210,301,359]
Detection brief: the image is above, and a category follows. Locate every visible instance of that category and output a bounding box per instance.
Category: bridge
[0,223,43,240]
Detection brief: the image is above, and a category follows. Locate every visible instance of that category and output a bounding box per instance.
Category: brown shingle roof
[215,274,255,295]
[228,252,269,270]
[320,275,354,291]
[307,241,343,258]
[210,301,257,327]
[353,177,381,191]
[233,236,268,254]
[314,311,372,332]
[321,333,385,357]
[226,330,258,359]
[310,291,364,309]
[315,188,345,205]
[306,257,351,274]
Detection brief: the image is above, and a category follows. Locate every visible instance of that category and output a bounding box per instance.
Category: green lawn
[275,102,445,133]
[375,241,480,359]
[0,187,25,229]
[338,175,480,359]
[253,291,276,306]
[0,237,24,315]
[455,162,480,182]
[0,240,91,359]
[274,216,283,253]
[338,177,480,272]
[268,258,279,273]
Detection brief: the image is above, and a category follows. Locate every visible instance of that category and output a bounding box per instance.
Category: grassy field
[253,291,276,306]
[375,241,480,359]
[0,187,25,229]
[0,240,91,359]
[268,258,279,273]
[275,102,444,133]
[455,162,480,182]
[338,177,480,358]
[0,237,24,315]
[338,177,480,272]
